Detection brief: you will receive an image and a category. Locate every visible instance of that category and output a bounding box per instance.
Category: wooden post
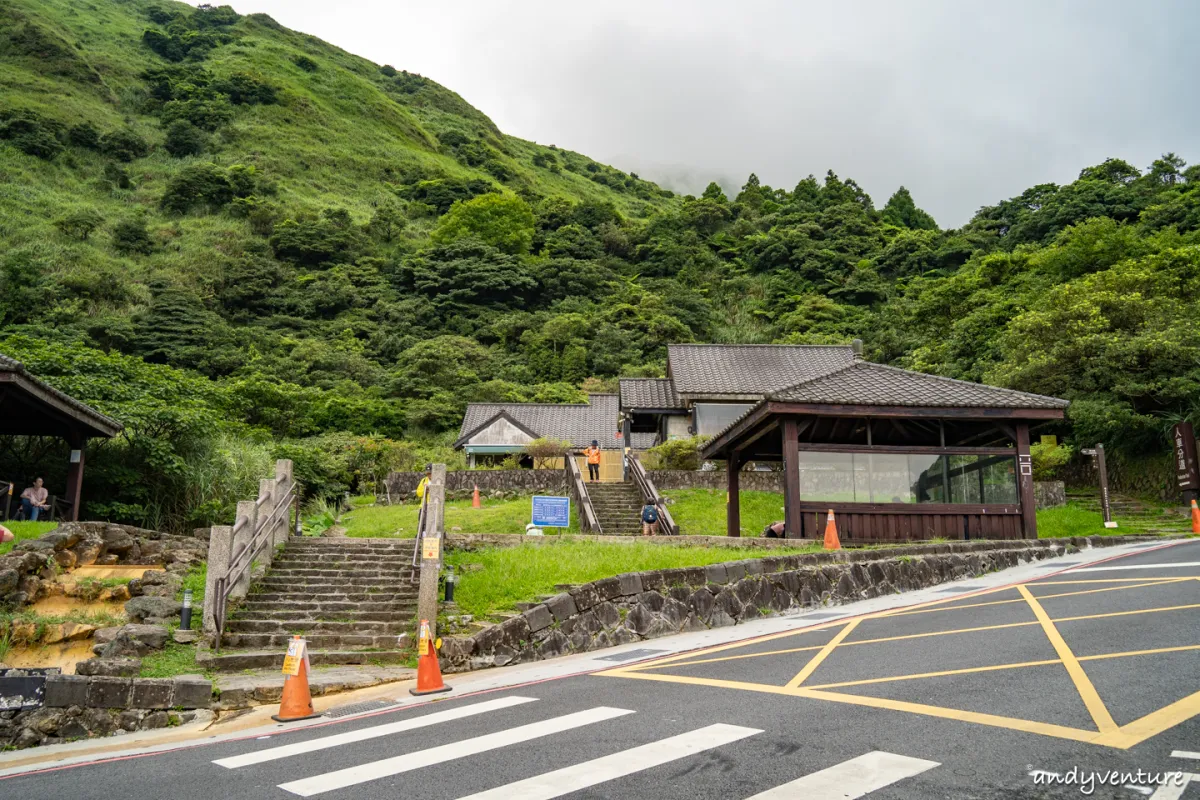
[417,464,446,638]
[622,416,633,482]
[727,451,741,538]
[782,418,802,538]
[1015,423,1036,539]
[203,525,233,640]
[1096,444,1115,527]
[63,430,86,522]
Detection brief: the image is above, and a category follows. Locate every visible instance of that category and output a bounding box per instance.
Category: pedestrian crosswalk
[211,695,940,798]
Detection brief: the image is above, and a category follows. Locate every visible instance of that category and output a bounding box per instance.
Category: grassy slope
[342,497,581,537]
[0,0,673,316]
[0,520,58,555]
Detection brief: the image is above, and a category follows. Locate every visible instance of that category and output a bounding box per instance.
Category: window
[693,403,755,437]
[796,451,1017,505]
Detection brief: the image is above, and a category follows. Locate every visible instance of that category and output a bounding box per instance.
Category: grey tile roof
[456,394,620,449]
[770,362,1070,409]
[667,344,856,396]
[0,352,124,435]
[629,432,659,449]
[619,378,683,409]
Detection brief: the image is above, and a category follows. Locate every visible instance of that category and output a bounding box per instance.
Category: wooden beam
[765,402,1065,420]
[736,418,782,455]
[782,418,802,538]
[1016,422,1036,538]
[796,443,1015,455]
[727,450,741,538]
[700,403,771,459]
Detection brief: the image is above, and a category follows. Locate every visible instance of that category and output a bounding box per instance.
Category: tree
[111,218,154,254]
[524,438,570,469]
[163,119,206,157]
[430,193,535,255]
[882,186,938,230]
[54,209,104,240]
[99,129,150,162]
[367,200,405,242]
[406,238,536,312]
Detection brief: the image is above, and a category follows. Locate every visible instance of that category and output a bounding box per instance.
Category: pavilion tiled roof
[455,394,620,449]
[619,378,683,410]
[769,361,1071,409]
[666,344,856,396]
[0,352,123,435]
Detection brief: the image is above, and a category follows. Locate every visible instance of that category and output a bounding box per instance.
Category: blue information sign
[531,495,571,528]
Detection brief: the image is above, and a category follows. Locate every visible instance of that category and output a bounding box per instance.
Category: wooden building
[699,356,1068,541]
[0,353,123,521]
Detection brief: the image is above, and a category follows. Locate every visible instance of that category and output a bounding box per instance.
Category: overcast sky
[194,1,1198,227]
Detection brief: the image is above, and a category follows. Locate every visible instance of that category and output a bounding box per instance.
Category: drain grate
[324,699,397,718]
[594,648,669,662]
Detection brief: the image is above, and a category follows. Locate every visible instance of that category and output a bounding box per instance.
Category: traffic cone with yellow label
[472,484,481,509]
[272,635,321,722]
[410,619,451,696]
[823,509,842,551]
[1191,498,1199,534]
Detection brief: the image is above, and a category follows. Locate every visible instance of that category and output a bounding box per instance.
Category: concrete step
[237,600,418,615]
[220,631,404,650]
[256,576,415,588]
[235,609,417,623]
[226,619,411,635]
[265,566,417,576]
[203,647,413,672]
[249,590,417,602]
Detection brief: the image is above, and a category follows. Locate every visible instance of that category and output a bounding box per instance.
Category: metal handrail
[628,456,679,536]
[212,481,296,646]
[565,455,602,533]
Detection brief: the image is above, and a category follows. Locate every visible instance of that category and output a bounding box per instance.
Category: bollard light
[444,566,456,603]
[181,588,193,630]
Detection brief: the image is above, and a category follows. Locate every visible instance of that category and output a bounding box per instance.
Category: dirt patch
[4,639,95,674]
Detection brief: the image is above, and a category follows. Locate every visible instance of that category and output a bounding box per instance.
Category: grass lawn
[444,539,823,619]
[0,521,58,556]
[342,497,581,538]
[664,489,785,536]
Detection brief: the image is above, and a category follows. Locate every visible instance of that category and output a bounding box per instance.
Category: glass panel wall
[693,403,756,437]
[797,451,1017,505]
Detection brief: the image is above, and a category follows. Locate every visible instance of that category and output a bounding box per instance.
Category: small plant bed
[0,520,58,555]
[342,496,581,537]
[444,539,823,619]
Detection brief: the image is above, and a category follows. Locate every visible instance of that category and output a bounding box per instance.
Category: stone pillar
[256,478,276,570]
[727,452,741,537]
[203,525,233,639]
[231,499,257,601]
[274,460,294,547]
[416,464,446,638]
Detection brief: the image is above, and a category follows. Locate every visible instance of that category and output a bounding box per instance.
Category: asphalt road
[4,539,1198,800]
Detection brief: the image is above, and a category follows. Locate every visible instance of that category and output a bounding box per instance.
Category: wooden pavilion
[0,354,122,521]
[700,359,1069,541]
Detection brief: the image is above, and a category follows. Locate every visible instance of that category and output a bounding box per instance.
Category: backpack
[642,504,659,523]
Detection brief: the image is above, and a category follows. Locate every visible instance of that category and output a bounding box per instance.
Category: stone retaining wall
[1034,481,1067,509]
[380,470,566,502]
[0,522,205,608]
[447,533,834,551]
[0,671,212,749]
[438,535,1179,672]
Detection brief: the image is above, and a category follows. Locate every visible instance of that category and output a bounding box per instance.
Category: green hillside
[1,0,1198,531]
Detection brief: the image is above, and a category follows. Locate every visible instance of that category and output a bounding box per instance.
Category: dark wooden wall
[796,502,1024,541]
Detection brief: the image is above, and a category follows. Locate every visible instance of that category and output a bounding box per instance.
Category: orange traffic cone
[272,636,321,722]
[823,509,842,551]
[472,485,481,509]
[1191,499,1199,534]
[410,619,451,696]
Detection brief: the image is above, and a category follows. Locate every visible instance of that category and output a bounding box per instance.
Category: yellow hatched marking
[883,579,1188,619]
[1095,690,1200,749]
[1032,578,1200,585]
[1018,585,1116,732]
[637,643,828,670]
[784,619,861,689]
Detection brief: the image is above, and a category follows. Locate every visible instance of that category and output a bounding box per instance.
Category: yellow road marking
[1032,578,1200,585]
[804,644,1200,691]
[882,579,1189,619]
[784,619,861,689]
[636,643,828,670]
[1095,690,1200,749]
[1018,585,1117,732]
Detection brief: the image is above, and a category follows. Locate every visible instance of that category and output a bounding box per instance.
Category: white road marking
[215,695,537,769]
[454,723,761,800]
[1070,563,1200,573]
[744,751,940,799]
[1149,773,1198,800]
[1173,751,1200,760]
[277,706,634,797]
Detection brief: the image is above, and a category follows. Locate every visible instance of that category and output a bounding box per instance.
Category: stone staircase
[587,481,645,535]
[1065,490,1192,534]
[206,538,419,671]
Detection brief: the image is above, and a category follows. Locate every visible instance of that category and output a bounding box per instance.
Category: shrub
[160,96,233,131]
[161,162,257,214]
[99,129,150,162]
[0,112,64,159]
[112,218,154,255]
[163,119,206,157]
[68,122,101,150]
[102,163,132,190]
[293,54,318,72]
[524,438,571,469]
[1030,440,1074,481]
[643,437,709,471]
[54,209,104,240]
[380,64,397,77]
[214,71,278,105]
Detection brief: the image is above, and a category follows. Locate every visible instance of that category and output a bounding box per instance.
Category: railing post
[275,460,294,547]
[257,478,276,570]
[203,525,233,641]
[232,500,257,601]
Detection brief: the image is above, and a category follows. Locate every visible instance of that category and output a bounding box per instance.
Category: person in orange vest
[584,440,602,482]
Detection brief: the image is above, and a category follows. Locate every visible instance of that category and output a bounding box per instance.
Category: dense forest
[1,0,1197,531]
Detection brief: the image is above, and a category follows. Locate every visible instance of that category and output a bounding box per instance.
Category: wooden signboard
[1174,422,1199,496]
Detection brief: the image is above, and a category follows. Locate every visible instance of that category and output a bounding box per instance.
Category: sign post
[1173,421,1199,503]
[1081,444,1117,528]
